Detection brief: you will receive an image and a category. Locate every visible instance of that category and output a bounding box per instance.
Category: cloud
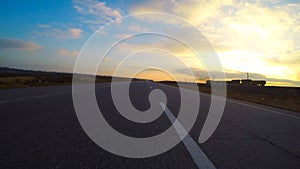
[128,0,232,24]
[35,27,84,39]
[174,67,300,86]
[37,23,51,28]
[126,0,300,82]
[69,28,83,39]
[266,77,300,87]
[59,49,79,57]
[114,33,132,39]
[0,38,41,50]
[174,67,265,79]
[129,0,178,13]
[210,2,300,81]
[73,0,122,28]
[128,25,149,32]
[103,57,110,61]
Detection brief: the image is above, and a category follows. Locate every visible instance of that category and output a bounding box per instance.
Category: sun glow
[218,50,287,79]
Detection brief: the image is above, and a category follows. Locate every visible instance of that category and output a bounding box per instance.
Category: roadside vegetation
[161,81,300,113]
[0,67,142,89]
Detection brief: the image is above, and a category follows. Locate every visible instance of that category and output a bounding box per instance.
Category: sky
[0,0,300,86]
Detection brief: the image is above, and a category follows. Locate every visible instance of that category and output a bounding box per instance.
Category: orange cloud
[59,49,79,57]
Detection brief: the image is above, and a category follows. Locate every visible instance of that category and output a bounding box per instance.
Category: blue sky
[0,0,300,86]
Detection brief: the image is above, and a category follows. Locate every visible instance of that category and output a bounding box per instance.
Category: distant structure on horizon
[206,79,266,87]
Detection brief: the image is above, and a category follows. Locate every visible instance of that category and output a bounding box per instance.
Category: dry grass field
[162,81,300,113]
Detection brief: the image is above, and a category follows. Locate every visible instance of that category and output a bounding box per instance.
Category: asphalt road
[0,81,300,169]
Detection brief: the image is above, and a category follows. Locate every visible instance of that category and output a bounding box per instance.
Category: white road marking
[227,99,300,119]
[160,103,216,169]
[148,81,152,89]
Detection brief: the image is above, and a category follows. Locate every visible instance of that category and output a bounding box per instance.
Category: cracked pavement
[0,82,300,169]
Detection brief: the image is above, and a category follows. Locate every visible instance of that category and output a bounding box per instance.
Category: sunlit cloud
[129,0,178,13]
[35,27,84,40]
[128,25,149,32]
[73,0,122,29]
[125,0,300,82]
[114,34,132,39]
[59,49,79,57]
[69,28,83,39]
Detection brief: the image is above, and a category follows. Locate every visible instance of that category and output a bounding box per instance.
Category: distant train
[206,79,266,86]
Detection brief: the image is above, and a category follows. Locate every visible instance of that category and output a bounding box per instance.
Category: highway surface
[0,81,300,169]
